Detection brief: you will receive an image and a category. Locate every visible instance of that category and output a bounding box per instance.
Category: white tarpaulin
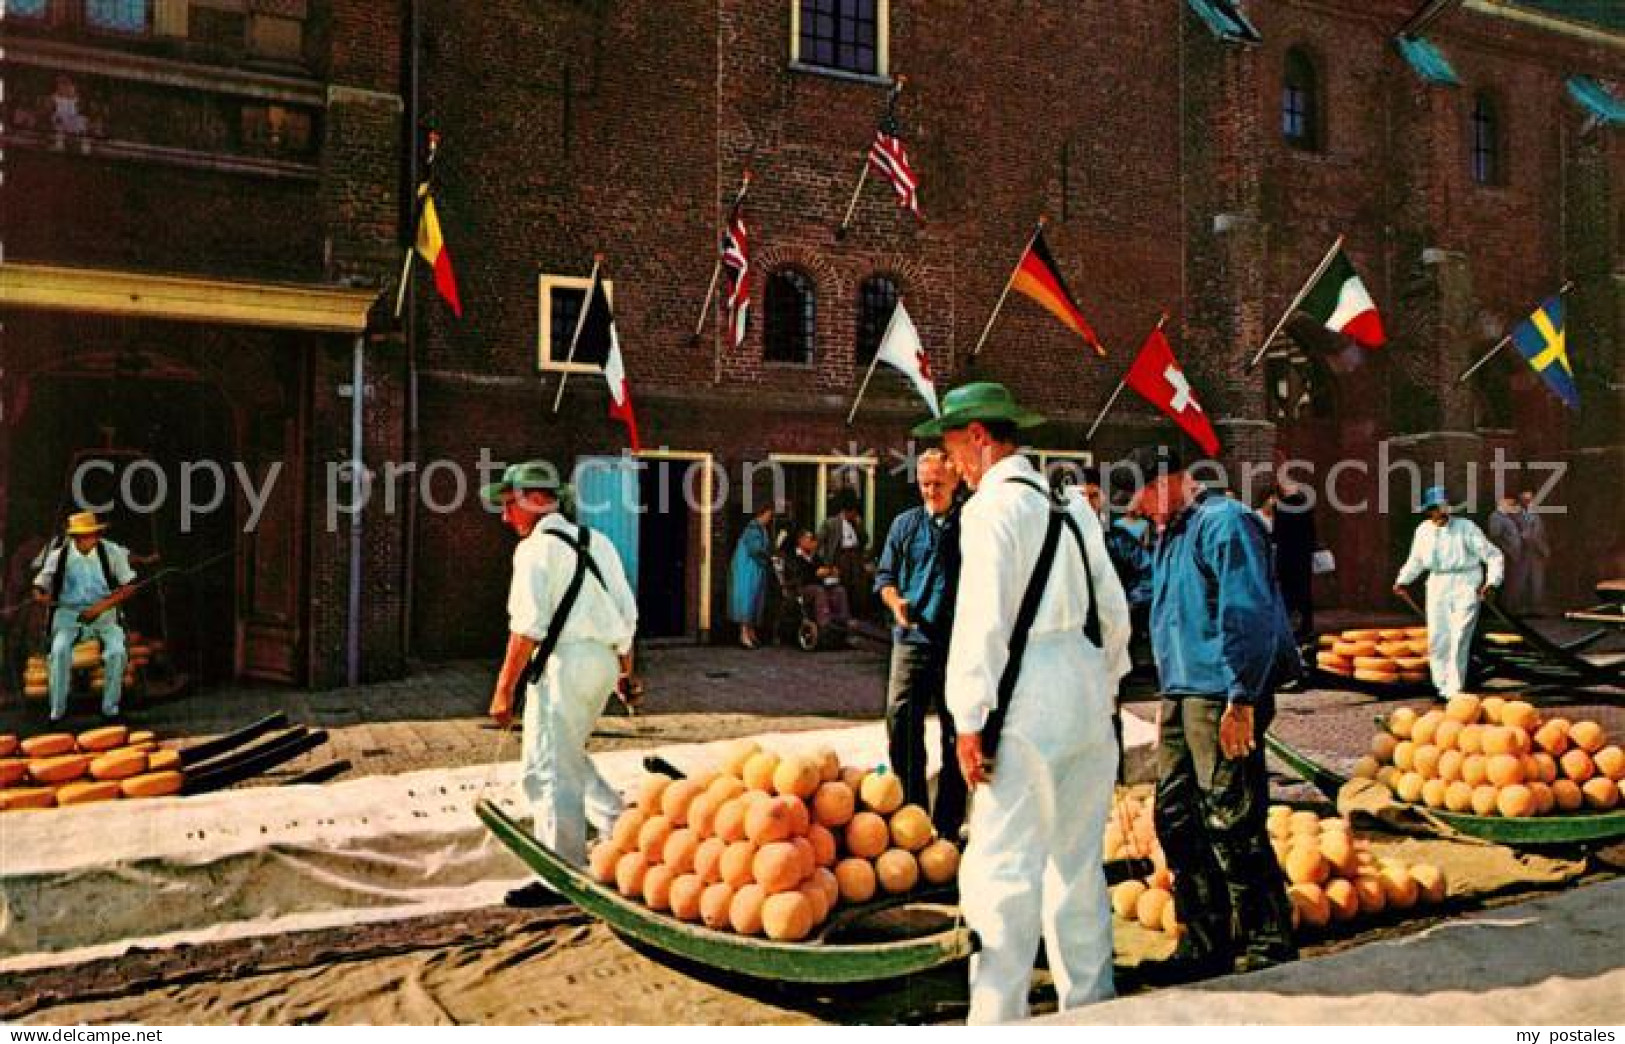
[0,711,1160,973]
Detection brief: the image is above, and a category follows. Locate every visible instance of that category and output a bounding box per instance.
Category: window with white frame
[537,274,615,373]
[792,0,888,79]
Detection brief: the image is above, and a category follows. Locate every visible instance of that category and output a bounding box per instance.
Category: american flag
[868,110,920,219]
[721,199,751,349]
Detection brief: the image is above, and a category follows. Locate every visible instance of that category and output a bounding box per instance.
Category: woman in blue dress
[728,505,775,648]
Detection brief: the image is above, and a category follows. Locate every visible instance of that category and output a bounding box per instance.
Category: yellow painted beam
[0,263,379,333]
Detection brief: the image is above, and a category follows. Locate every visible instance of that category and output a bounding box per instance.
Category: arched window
[764,269,817,364]
[1471,92,1501,185]
[1283,48,1319,150]
[855,276,900,365]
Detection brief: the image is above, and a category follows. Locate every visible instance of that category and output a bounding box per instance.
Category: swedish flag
[1509,294,1578,411]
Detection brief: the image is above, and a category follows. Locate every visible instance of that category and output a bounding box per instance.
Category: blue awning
[1394,35,1461,87]
[1186,0,1262,44]
[1567,76,1625,126]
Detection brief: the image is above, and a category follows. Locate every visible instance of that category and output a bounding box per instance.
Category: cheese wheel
[0,735,17,758]
[128,730,157,745]
[1332,641,1377,658]
[0,758,30,787]
[77,725,129,753]
[70,641,101,669]
[90,749,149,781]
[1320,661,1352,676]
[1316,652,1352,670]
[1378,629,1410,641]
[21,733,77,758]
[121,770,184,799]
[1393,656,1429,670]
[1354,669,1400,685]
[57,780,123,806]
[1376,642,1412,658]
[29,753,91,784]
[1316,634,1339,648]
[1341,629,1382,642]
[148,749,182,773]
[1400,671,1430,684]
[0,787,57,811]
[1403,640,1428,656]
[1353,656,1396,671]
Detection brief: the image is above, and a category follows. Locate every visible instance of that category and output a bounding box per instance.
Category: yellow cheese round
[20,733,77,758]
[90,749,149,781]
[29,753,92,784]
[77,725,129,753]
[57,780,124,806]
[121,770,184,799]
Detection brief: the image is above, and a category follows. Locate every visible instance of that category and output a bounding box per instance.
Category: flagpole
[1086,312,1167,442]
[1245,234,1345,374]
[1456,280,1575,383]
[693,171,753,341]
[393,245,416,320]
[847,300,904,425]
[552,254,604,414]
[972,215,1045,358]
[836,76,904,241]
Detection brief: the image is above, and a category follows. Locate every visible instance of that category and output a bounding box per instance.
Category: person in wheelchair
[785,528,852,632]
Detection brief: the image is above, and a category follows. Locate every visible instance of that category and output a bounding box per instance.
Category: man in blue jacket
[1121,445,1300,981]
[875,448,967,840]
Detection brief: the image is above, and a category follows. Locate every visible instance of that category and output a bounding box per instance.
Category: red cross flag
[1125,325,1220,455]
[848,299,937,424]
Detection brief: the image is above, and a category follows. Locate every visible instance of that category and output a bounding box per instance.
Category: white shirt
[34,540,136,608]
[840,518,859,550]
[507,513,638,655]
[1395,516,1505,587]
[946,454,1132,734]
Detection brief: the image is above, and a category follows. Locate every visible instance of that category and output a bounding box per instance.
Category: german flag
[1011,229,1102,355]
[414,183,463,317]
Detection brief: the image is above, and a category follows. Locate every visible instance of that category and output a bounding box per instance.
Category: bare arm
[490,632,539,728]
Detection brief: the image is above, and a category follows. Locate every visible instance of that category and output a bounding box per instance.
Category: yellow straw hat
[64,511,107,536]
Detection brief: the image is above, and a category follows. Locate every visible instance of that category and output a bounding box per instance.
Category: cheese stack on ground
[0,726,183,811]
[1316,626,1430,684]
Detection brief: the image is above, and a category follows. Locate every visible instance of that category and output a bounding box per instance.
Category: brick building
[3,1,1621,689]
[0,0,407,688]
[407,0,1625,662]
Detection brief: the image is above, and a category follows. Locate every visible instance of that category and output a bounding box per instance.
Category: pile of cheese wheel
[1354,694,1624,816]
[1316,626,1431,685]
[590,740,961,943]
[0,725,183,810]
[22,632,154,700]
[1107,798,1447,939]
[1269,808,1447,932]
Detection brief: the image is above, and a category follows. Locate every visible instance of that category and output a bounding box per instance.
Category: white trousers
[960,635,1118,1025]
[520,640,624,866]
[1426,572,1481,699]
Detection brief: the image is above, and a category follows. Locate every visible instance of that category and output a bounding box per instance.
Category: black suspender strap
[543,528,608,591]
[983,477,1103,759]
[520,526,595,689]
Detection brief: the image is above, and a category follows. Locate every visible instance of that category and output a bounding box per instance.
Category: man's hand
[77,606,103,624]
[1479,583,1495,601]
[890,598,912,630]
[1219,702,1256,760]
[1391,583,1408,599]
[489,684,516,729]
[32,588,49,606]
[957,732,992,787]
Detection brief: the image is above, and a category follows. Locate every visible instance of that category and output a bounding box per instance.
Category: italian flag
[1300,248,1384,348]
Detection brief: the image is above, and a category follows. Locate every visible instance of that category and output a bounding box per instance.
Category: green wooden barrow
[477,798,977,984]
[1264,731,1625,846]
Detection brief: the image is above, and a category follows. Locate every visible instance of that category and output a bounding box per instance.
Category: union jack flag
[721,199,751,349]
[868,108,920,219]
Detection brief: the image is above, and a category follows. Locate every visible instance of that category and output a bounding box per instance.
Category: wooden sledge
[1264,731,1625,846]
[476,798,977,985]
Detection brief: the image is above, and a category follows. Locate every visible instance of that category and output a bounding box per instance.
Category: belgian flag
[1011,228,1103,356]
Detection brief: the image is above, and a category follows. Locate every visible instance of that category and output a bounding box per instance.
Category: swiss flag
[1125,327,1221,456]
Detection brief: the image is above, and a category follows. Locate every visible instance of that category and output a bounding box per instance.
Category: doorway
[574,452,715,642]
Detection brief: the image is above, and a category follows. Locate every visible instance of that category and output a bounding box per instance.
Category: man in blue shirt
[1121,445,1300,982]
[875,448,967,840]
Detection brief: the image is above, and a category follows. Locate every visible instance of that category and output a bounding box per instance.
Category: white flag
[875,301,939,416]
